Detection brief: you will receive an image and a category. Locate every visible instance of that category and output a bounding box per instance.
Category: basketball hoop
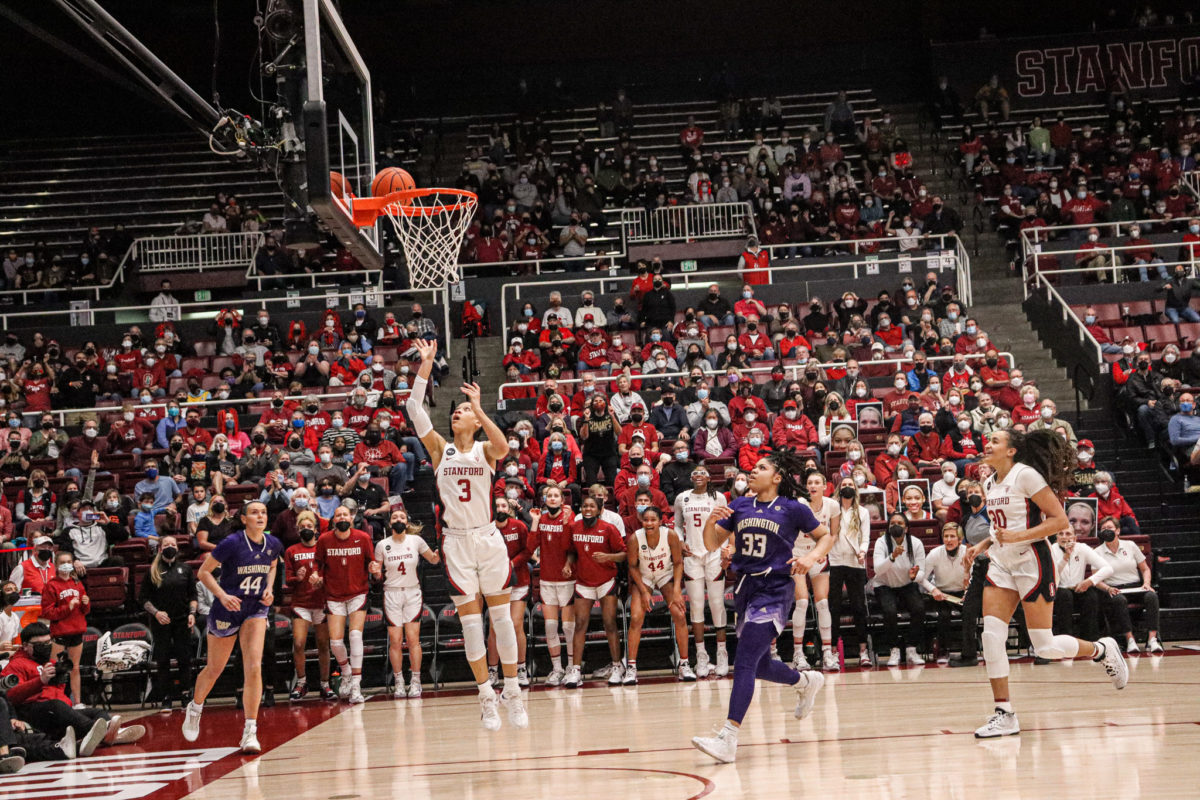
[350,188,478,289]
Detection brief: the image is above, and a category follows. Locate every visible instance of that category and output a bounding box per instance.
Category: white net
[378,189,477,290]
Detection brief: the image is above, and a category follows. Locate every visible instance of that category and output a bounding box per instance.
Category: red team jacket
[565,519,626,587]
[527,508,575,583]
[314,528,374,601]
[284,541,326,609]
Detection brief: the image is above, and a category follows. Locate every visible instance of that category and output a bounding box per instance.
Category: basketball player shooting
[406,338,528,731]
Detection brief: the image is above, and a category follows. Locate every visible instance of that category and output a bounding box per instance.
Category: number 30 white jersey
[435,440,494,530]
[984,463,1048,571]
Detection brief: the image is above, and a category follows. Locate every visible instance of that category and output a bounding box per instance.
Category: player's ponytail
[1009,429,1073,496]
[767,447,809,501]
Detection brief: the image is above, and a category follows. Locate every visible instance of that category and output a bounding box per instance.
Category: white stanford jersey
[673,490,726,561]
[435,440,494,530]
[797,495,840,555]
[375,534,430,590]
[984,463,1048,571]
[635,528,674,588]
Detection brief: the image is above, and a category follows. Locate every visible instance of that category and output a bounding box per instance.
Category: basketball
[329,170,353,199]
[372,166,415,198]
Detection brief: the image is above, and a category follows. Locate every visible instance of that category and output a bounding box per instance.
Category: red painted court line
[410,766,715,800]
[577,748,630,756]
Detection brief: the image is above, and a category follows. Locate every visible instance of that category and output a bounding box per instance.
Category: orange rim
[350,188,477,227]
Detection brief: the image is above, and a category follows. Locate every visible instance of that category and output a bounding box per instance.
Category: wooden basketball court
[12,649,1200,800]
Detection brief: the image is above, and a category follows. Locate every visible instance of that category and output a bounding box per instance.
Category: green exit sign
[193,289,211,302]
[680,259,698,273]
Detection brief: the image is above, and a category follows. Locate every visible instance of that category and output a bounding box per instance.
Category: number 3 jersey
[435,440,495,530]
[718,495,819,575]
[212,531,283,603]
[984,462,1049,571]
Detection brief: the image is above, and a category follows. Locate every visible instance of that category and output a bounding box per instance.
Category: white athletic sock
[792,598,809,643]
[478,681,495,697]
[394,672,404,685]
[721,721,738,737]
[503,676,520,695]
[552,654,562,671]
[716,641,728,654]
[244,719,257,731]
[996,701,1013,713]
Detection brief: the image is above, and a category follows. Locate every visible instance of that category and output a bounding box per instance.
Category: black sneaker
[262,689,276,708]
[1033,656,1050,665]
[160,697,174,711]
[320,685,336,701]
[290,683,309,701]
[948,654,979,668]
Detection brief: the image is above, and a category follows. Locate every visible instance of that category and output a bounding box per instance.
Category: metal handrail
[1021,246,1197,297]
[137,231,264,272]
[1028,269,1105,369]
[31,388,358,428]
[459,252,622,277]
[495,351,1017,405]
[244,265,385,291]
[498,250,966,336]
[619,201,756,243]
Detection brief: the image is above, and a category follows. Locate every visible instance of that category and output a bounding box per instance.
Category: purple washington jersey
[719,495,819,575]
[719,495,820,635]
[207,530,283,638]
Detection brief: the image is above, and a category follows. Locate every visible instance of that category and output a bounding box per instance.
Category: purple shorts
[207,597,268,638]
[733,573,794,637]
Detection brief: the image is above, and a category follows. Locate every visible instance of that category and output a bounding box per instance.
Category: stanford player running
[314,505,373,704]
[527,485,575,686]
[486,497,532,687]
[692,450,832,764]
[673,466,729,678]
[183,501,282,754]
[563,496,627,688]
[969,430,1127,739]
[284,511,332,700]
[407,338,528,731]
[372,505,440,698]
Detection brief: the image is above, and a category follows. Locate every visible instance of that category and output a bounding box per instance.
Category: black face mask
[252,434,265,445]
[839,486,856,499]
[289,437,302,448]
[272,399,284,409]
[1098,528,1117,543]
[919,424,934,434]
[320,487,335,496]
[300,528,317,542]
[581,514,598,526]
[629,456,643,468]
[211,502,226,514]
[2,592,18,607]
[365,432,381,445]
[31,641,53,664]
[967,494,983,509]
[390,521,407,533]
[161,546,178,561]
[334,520,352,532]
[32,479,45,489]
[887,524,906,540]
[36,549,53,562]
[494,511,509,523]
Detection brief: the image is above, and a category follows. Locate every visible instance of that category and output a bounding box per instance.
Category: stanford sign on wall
[932,25,1200,103]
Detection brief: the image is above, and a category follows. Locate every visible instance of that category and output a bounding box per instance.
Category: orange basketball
[372,166,415,198]
[330,171,354,199]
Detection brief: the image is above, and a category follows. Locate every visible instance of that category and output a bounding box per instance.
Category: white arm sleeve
[406,374,434,438]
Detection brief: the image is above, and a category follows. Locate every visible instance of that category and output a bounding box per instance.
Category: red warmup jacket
[41,576,89,637]
[284,541,325,610]
[772,415,818,449]
[497,517,532,587]
[906,431,945,463]
[1091,486,1138,522]
[1,650,72,705]
[738,443,773,471]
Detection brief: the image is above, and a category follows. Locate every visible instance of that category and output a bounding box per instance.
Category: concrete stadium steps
[0,131,284,253]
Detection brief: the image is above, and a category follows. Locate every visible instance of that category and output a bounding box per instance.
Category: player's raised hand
[414,338,437,363]
[460,382,483,407]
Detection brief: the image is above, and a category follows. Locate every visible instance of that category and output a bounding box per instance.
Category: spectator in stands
[1089,471,1141,538]
[691,409,737,462]
[254,237,288,288]
[1081,306,1125,354]
[1167,392,1200,467]
[1162,263,1200,323]
[823,91,855,139]
[1094,519,1161,654]
[28,414,66,460]
[737,238,770,287]
[1122,223,1168,282]
[56,419,105,483]
[202,203,227,233]
[1125,351,1164,447]
[559,215,588,258]
[1029,399,1077,447]
[149,280,181,323]
[973,74,1010,122]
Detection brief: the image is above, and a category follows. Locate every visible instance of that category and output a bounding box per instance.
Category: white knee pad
[981,616,1010,680]
[686,579,706,624]
[489,605,519,666]
[708,580,727,628]
[1028,628,1079,661]
[461,613,486,663]
[348,629,363,670]
[562,620,576,656]
[545,618,561,651]
[792,598,809,641]
[330,637,348,668]
[815,599,831,645]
